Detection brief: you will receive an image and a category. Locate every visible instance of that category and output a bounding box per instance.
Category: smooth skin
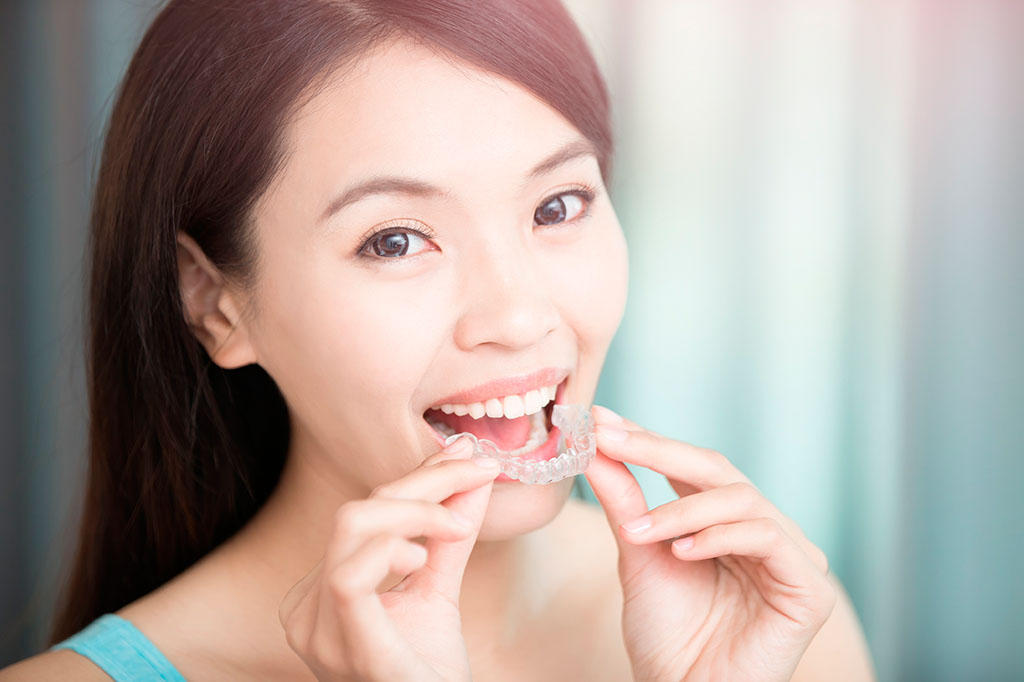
[585,405,868,681]
[0,37,875,682]
[278,435,503,681]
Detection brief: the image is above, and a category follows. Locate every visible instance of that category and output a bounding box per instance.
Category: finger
[420,432,477,466]
[583,450,661,564]
[591,406,748,495]
[618,480,830,575]
[377,439,501,504]
[618,481,779,544]
[327,498,476,562]
[590,404,643,431]
[402,474,496,603]
[321,535,426,664]
[670,517,830,594]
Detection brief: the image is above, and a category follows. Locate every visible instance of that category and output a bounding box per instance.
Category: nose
[452,236,560,351]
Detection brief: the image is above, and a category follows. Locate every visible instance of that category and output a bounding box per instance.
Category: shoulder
[0,649,113,681]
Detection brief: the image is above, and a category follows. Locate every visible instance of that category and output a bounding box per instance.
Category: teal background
[1,1,1022,681]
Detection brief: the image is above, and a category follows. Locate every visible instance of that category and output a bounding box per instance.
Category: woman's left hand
[584,405,837,682]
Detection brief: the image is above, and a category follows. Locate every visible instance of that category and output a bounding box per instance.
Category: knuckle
[757,516,785,540]
[370,481,396,499]
[327,566,361,602]
[811,543,830,574]
[384,534,407,554]
[816,577,839,615]
[332,504,355,532]
[701,446,730,471]
[332,501,367,536]
[730,481,761,510]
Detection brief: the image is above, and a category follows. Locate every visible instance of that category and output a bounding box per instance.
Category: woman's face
[245,39,628,539]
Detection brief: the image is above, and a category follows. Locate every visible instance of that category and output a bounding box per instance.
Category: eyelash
[355,182,600,261]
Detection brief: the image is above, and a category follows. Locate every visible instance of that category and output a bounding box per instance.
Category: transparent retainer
[443,403,595,485]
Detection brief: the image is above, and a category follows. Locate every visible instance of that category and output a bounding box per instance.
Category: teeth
[502,394,525,419]
[430,420,455,436]
[485,398,503,419]
[436,403,597,485]
[429,383,559,420]
[523,389,543,415]
[425,409,548,451]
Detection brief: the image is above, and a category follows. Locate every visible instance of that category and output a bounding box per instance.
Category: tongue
[427,410,532,451]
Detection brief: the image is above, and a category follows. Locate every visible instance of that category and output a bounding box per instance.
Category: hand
[278,436,501,682]
[584,406,837,682]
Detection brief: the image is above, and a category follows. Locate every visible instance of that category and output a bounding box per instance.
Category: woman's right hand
[278,436,500,682]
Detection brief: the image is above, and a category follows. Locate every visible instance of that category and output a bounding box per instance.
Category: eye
[357,225,437,260]
[534,187,595,226]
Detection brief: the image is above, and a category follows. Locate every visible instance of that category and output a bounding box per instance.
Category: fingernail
[592,404,624,424]
[620,515,652,534]
[451,511,474,528]
[673,536,695,551]
[445,434,474,455]
[473,457,501,469]
[596,425,629,441]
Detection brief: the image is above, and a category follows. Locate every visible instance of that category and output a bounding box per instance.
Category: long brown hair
[50,0,612,643]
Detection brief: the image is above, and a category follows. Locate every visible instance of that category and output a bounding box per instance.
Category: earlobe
[176,232,258,369]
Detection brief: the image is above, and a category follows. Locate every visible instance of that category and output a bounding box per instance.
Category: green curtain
[565,1,1024,681]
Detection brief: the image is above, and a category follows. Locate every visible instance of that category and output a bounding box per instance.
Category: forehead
[273,38,586,212]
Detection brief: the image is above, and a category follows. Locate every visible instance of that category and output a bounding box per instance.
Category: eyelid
[538,181,600,205]
[535,181,601,224]
[354,218,438,260]
[354,180,602,261]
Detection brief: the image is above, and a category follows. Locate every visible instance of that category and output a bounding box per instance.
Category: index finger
[590,405,750,494]
[372,437,501,503]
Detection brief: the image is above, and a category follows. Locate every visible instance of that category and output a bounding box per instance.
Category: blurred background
[1,0,1022,680]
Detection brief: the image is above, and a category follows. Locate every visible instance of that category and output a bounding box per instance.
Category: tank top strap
[50,613,187,682]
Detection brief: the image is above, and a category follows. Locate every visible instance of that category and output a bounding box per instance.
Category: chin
[474,474,576,541]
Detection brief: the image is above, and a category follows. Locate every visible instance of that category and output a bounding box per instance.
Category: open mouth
[423,377,566,459]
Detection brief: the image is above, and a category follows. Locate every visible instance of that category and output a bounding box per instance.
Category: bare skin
[0,36,875,682]
[107,497,629,681]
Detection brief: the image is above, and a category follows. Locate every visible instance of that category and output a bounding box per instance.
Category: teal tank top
[50,614,187,682]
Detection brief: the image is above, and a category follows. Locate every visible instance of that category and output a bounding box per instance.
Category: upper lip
[426,367,569,410]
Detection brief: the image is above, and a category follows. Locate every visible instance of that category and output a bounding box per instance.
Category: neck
[218,440,560,648]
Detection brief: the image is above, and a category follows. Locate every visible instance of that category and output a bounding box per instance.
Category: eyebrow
[319,137,598,223]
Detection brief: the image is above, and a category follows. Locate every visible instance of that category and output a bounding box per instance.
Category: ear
[176,231,258,369]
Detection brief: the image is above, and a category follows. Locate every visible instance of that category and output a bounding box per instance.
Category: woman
[1,0,875,680]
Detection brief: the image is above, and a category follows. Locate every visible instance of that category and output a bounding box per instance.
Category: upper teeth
[432,384,558,420]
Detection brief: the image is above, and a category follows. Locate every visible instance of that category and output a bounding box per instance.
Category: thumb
[584,450,660,564]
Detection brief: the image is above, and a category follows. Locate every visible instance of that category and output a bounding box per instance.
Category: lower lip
[428,379,568,484]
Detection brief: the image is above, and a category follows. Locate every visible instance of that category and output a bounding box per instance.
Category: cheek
[252,255,446,425]
[547,219,629,349]
[325,282,443,392]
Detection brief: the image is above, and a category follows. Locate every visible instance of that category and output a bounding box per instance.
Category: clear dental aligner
[443,403,596,485]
